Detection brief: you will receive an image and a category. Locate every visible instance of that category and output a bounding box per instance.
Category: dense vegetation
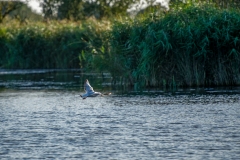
[110,6,240,87]
[0,1,240,88]
[0,20,108,69]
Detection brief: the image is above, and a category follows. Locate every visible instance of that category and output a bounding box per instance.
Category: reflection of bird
[80,79,111,99]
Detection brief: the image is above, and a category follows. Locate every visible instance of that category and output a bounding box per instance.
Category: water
[0,69,110,90]
[0,70,240,159]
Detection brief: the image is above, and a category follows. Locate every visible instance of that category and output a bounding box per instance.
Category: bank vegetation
[0,2,240,88]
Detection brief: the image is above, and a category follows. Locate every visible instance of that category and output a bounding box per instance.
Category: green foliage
[9,2,43,22]
[169,0,240,9]
[109,4,240,87]
[1,3,240,88]
[41,0,141,20]
[0,1,24,23]
[0,20,109,69]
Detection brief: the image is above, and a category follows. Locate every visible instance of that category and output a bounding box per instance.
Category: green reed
[0,20,110,69]
[0,4,239,88]
[109,5,240,87]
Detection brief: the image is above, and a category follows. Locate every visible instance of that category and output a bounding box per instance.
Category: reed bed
[0,5,240,88]
[0,19,110,69]
[110,5,240,88]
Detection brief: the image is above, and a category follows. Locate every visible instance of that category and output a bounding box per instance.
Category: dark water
[0,69,109,90]
[0,70,240,159]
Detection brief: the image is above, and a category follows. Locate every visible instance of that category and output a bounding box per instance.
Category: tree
[40,0,60,20]
[0,1,26,23]
[87,0,141,18]
[41,0,141,20]
[57,0,85,20]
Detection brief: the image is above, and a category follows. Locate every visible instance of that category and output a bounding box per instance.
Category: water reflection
[0,69,239,96]
[0,69,111,91]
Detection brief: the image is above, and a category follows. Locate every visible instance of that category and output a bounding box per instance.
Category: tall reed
[1,5,239,88]
[109,5,240,87]
[0,20,110,69]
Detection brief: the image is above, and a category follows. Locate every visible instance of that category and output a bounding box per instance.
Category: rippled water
[1,89,240,159]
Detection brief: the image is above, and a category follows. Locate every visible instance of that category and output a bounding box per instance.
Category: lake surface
[0,70,240,159]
